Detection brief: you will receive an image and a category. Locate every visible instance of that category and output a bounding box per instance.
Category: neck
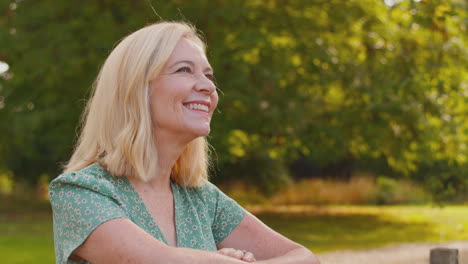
[146,129,194,191]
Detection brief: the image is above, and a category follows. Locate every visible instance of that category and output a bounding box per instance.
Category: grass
[249,205,468,253]
[1,197,467,263]
[0,198,54,264]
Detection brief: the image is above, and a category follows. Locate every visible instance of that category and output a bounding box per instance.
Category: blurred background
[0,0,467,263]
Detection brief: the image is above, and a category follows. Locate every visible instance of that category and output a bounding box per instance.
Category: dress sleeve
[202,182,246,244]
[49,172,127,264]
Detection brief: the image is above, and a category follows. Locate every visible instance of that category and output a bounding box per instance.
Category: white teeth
[185,103,209,112]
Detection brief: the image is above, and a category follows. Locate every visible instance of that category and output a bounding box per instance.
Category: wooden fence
[430,248,459,264]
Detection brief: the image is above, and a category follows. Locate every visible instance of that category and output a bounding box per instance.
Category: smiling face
[149,37,218,141]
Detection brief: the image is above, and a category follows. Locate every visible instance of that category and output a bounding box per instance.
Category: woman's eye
[176,66,191,73]
[205,74,215,81]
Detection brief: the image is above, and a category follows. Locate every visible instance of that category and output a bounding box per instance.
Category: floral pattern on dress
[49,163,246,264]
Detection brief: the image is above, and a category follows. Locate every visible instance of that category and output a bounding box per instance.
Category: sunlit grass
[0,197,54,264]
[0,212,54,263]
[249,205,468,253]
[1,199,467,263]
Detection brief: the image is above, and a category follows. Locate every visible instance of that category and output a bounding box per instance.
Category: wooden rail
[430,248,459,264]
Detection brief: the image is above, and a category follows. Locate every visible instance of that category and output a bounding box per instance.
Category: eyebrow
[169,60,213,73]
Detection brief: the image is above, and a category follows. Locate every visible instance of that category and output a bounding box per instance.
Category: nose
[194,76,216,95]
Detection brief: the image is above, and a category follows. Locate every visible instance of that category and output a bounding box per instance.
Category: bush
[375,176,429,205]
[415,162,468,204]
[213,153,291,196]
[223,173,432,205]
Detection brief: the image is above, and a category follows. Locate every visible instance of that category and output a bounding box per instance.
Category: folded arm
[73,218,248,264]
[72,210,320,264]
[217,212,320,264]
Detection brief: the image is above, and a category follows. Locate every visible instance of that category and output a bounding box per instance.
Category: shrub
[223,173,432,205]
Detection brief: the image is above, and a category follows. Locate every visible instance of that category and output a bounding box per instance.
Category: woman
[49,21,320,264]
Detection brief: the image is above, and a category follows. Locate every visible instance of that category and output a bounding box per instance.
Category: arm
[217,212,320,264]
[254,248,319,264]
[73,218,249,264]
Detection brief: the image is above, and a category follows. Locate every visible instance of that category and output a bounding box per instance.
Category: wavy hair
[64,22,210,187]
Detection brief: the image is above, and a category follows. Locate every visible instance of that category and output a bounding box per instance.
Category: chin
[196,129,211,137]
[191,126,211,138]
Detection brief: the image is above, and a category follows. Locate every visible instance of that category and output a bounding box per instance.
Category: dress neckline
[122,176,180,247]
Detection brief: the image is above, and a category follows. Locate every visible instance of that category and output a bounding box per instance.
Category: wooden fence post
[430,248,458,264]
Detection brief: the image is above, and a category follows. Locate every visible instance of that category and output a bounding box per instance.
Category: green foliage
[0,0,467,200]
[374,175,429,205]
[376,176,399,204]
[214,153,291,196]
[416,161,468,203]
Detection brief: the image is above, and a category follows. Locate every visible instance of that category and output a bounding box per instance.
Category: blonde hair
[64,22,210,187]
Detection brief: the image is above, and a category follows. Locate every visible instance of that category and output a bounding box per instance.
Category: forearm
[73,220,250,264]
[255,247,320,264]
[166,246,249,264]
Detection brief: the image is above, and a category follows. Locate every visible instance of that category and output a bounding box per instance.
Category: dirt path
[318,241,468,264]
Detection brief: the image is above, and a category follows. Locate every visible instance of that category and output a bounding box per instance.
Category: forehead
[167,38,208,64]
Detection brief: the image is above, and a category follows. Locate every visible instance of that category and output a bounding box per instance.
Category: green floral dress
[49,163,246,264]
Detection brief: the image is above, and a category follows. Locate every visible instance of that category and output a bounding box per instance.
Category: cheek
[149,91,169,124]
[211,93,219,110]
[151,82,179,111]
[150,100,162,125]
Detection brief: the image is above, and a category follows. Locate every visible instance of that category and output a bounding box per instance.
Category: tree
[0,0,467,200]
